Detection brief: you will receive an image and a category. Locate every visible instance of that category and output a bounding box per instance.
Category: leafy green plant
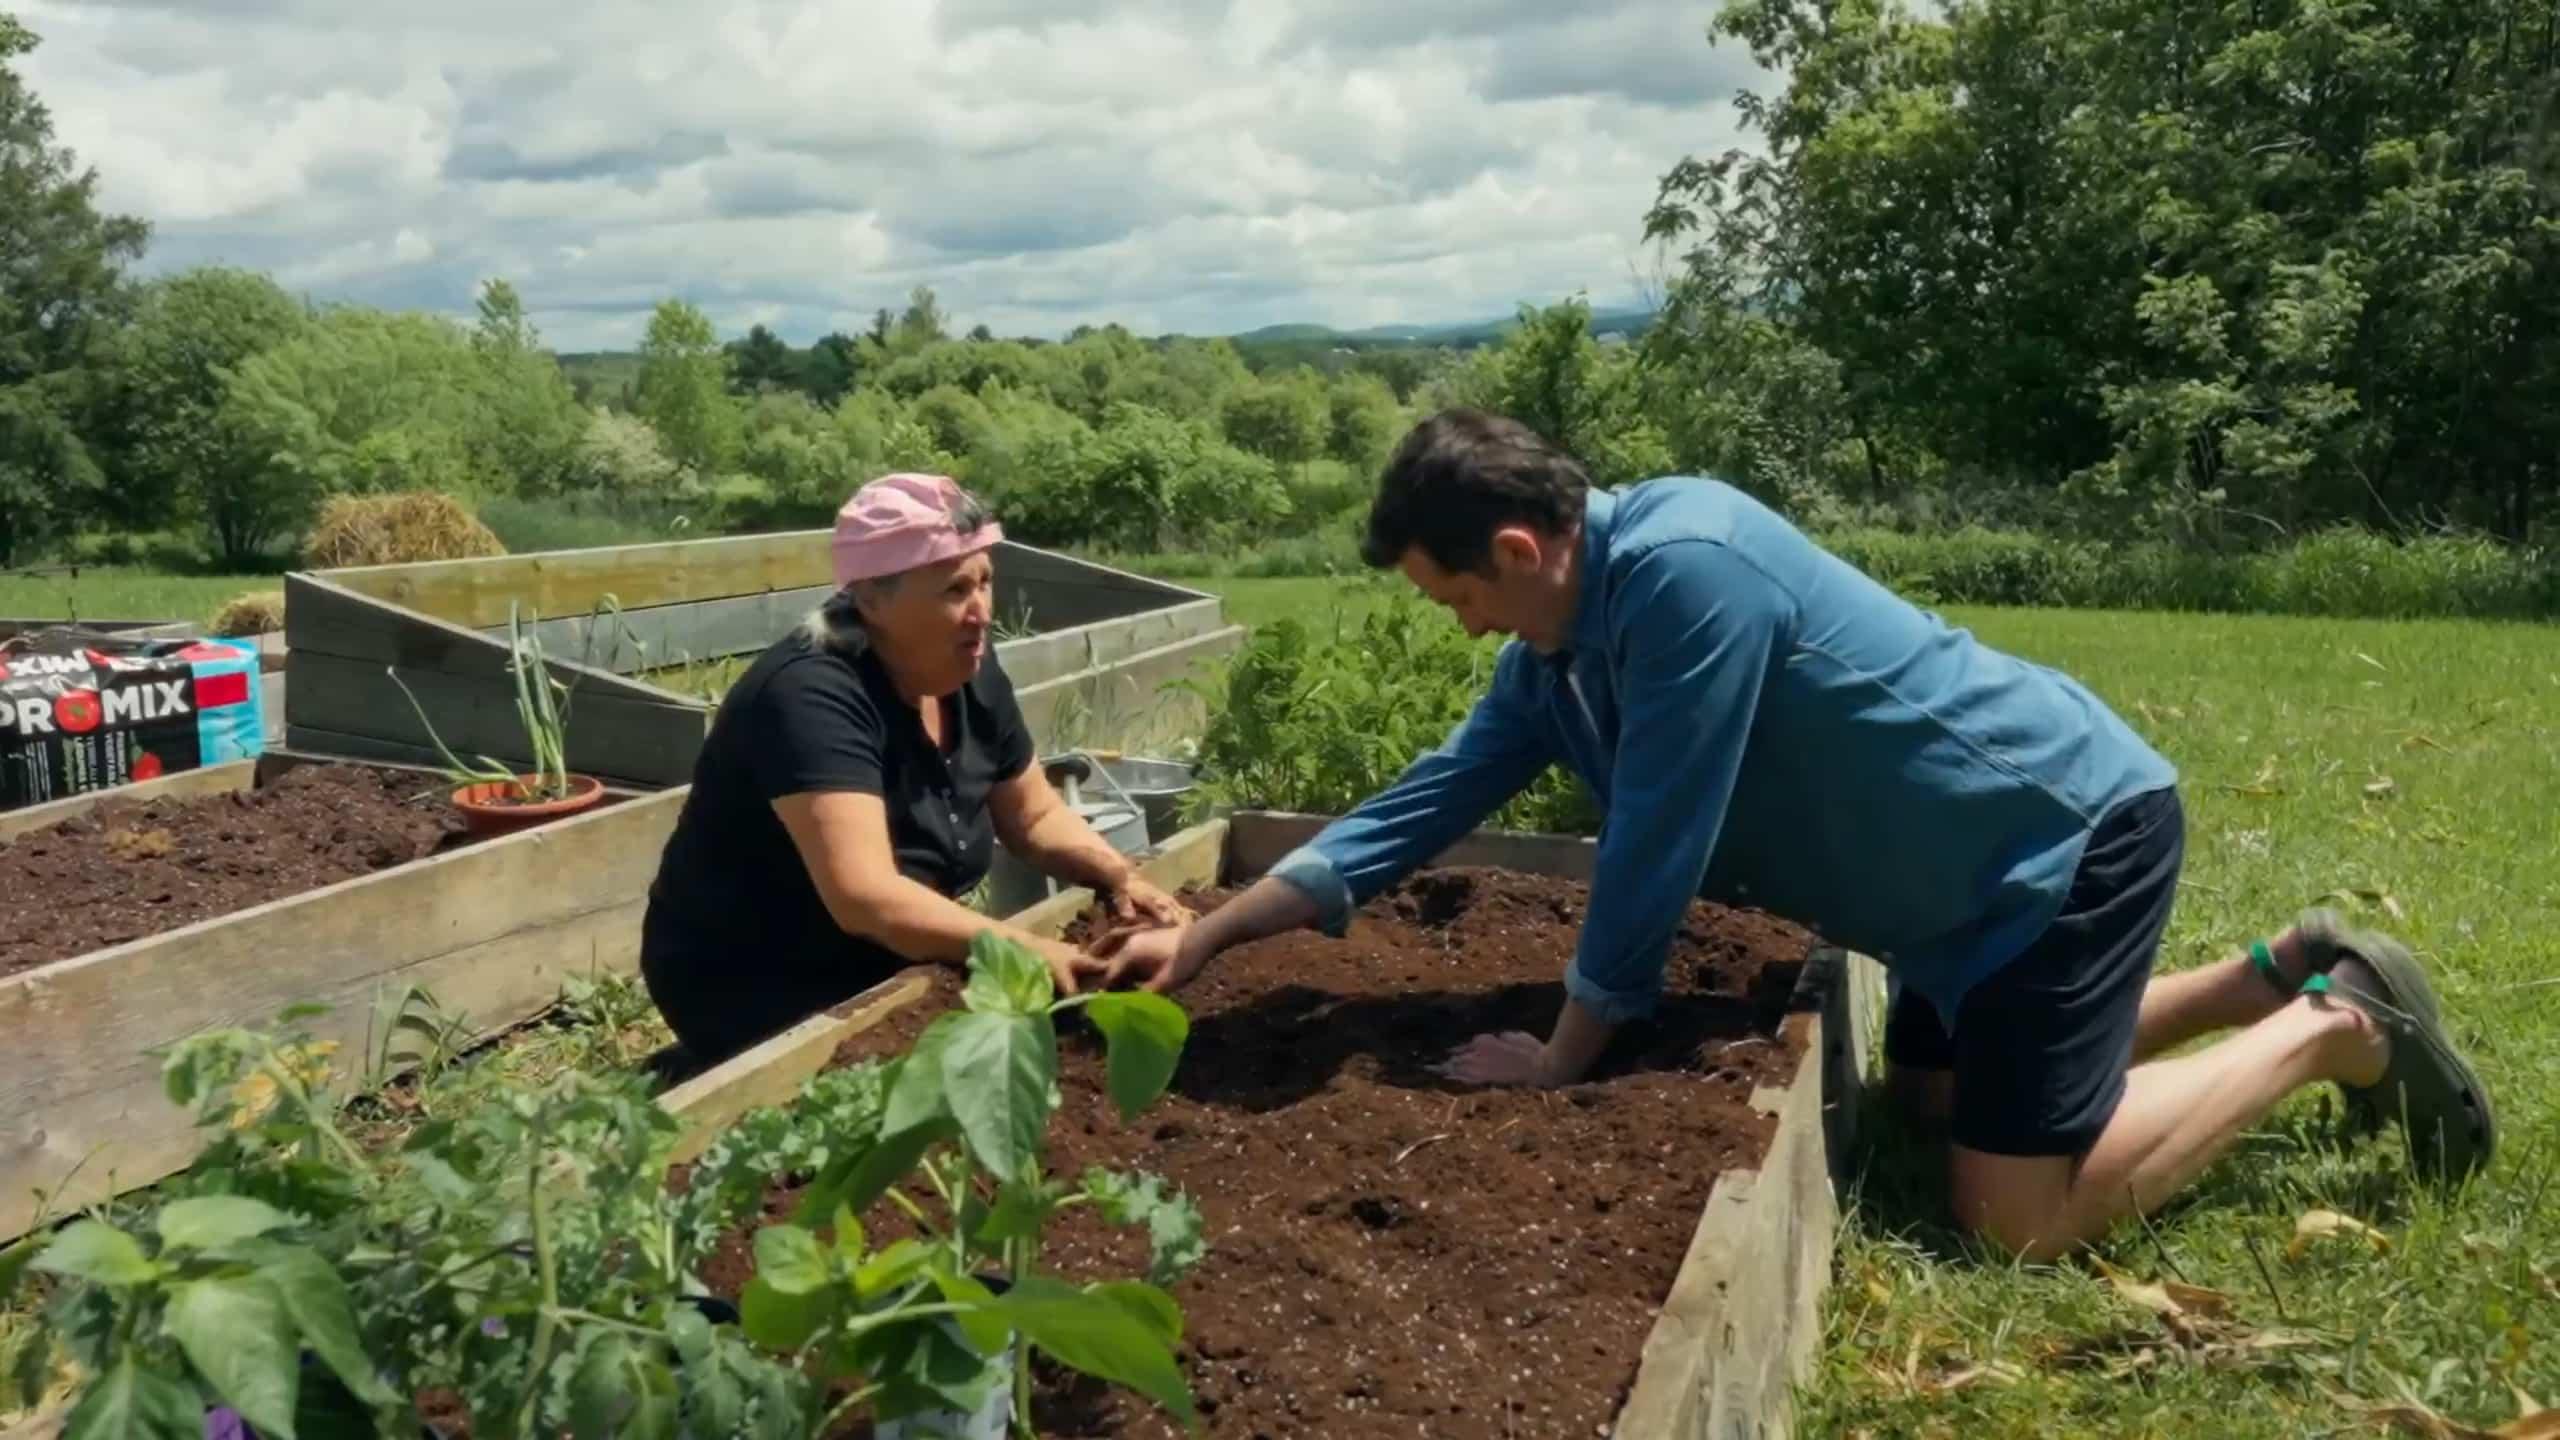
[742,930,1205,1437]
[1187,587,1600,836]
[14,1003,816,1440]
[387,595,640,802]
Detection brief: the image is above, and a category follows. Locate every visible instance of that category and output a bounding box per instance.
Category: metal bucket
[1089,754,1198,841]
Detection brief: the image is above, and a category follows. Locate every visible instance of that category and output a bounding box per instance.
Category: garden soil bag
[0,626,265,811]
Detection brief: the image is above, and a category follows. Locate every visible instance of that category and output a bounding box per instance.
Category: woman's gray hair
[797,482,997,655]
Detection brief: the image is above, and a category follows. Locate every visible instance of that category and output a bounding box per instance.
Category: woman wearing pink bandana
[639,472,1188,1066]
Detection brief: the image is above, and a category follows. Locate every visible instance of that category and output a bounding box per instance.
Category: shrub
[299,491,506,570]
[477,493,700,553]
[1189,585,1599,835]
[207,589,285,636]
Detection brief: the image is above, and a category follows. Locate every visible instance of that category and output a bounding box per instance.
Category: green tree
[802,332,860,406]
[1219,372,1329,468]
[725,323,794,395]
[894,285,949,353]
[94,266,310,534]
[0,12,149,561]
[634,299,740,473]
[1324,371,1404,471]
[1648,0,2560,542]
[208,309,511,561]
[467,277,589,496]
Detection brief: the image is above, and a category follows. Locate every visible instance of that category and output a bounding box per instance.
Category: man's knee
[1948,1147,2081,1262]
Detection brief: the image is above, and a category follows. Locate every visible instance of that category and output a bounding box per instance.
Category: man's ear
[1487,526,1545,575]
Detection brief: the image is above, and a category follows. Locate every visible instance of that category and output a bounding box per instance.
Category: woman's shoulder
[730,631,884,720]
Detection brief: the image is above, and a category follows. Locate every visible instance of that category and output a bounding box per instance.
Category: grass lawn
[1797,607,2558,1437]
[0,566,282,628]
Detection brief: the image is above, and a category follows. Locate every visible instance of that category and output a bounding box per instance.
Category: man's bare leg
[1950,990,2387,1260]
[2132,926,2319,1061]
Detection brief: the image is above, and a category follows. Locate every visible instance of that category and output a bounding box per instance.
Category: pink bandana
[829,472,1004,588]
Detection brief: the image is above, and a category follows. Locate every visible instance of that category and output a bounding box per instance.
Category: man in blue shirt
[1096,409,2495,1257]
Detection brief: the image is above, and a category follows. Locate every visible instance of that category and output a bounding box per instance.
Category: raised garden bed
[654,814,1885,1440]
[286,534,1245,783]
[0,753,684,1244]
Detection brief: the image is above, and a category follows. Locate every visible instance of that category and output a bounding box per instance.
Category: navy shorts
[1884,786,2186,1157]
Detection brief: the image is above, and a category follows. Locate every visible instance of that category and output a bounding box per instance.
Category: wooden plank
[658,819,1230,1159]
[660,976,932,1165]
[285,573,673,704]
[0,787,687,1244]
[0,760,256,843]
[491,585,835,679]
[993,628,1092,689]
[286,652,709,790]
[320,530,838,629]
[1083,597,1224,669]
[1013,624,1244,755]
[1223,809,1601,885]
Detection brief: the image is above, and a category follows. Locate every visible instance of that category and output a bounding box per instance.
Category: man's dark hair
[1361,409,1591,574]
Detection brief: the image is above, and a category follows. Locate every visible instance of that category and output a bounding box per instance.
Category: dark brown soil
[695,866,1818,1440]
[0,763,468,977]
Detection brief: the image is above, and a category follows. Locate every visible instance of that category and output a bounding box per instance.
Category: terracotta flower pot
[450,773,606,837]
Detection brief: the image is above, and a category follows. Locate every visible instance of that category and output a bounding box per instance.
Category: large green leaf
[928,1263,1012,1355]
[751,1225,829,1296]
[157,1195,291,1252]
[790,1117,947,1225]
[938,1011,1056,1184]
[164,1275,301,1438]
[882,1018,961,1135]
[1088,1280,1184,1348]
[965,929,1054,1015]
[61,1354,202,1440]
[740,1274,838,1352]
[851,1238,934,1302]
[260,1247,398,1407]
[837,1315,1005,1426]
[1083,991,1191,1119]
[996,1274,1196,1427]
[970,1179,1051,1247]
[569,1332,679,1440]
[33,1221,155,1287]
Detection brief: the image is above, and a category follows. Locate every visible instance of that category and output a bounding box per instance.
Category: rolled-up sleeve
[1268,645,1560,936]
[1564,541,1791,1022]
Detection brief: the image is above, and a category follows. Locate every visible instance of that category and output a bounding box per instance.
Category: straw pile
[207,590,286,637]
[300,492,507,570]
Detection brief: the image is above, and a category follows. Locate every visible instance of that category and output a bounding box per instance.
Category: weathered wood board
[0,785,688,1245]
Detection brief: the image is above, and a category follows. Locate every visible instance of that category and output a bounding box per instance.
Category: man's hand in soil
[1088,922,1211,995]
[1440,1001,1617,1088]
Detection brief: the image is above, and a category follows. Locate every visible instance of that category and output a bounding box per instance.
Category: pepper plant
[742,929,1206,1436]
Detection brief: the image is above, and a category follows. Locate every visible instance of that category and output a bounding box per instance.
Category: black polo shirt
[640,628,1035,1062]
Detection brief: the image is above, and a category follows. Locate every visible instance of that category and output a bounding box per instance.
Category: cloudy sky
[17,1,1766,351]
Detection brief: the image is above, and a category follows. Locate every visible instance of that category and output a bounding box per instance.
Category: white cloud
[16,0,1770,349]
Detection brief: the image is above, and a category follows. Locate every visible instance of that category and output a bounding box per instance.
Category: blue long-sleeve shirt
[1268,477,2178,1026]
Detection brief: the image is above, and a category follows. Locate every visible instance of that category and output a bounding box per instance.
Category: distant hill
[1230,305,1655,348]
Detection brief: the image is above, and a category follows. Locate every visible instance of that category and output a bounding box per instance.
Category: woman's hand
[1108,875,1191,928]
[1032,935,1108,997]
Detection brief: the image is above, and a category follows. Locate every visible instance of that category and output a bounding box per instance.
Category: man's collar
[1563,486,1619,660]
